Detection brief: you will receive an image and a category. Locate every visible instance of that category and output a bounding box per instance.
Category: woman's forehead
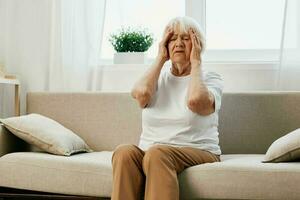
[171,23,189,34]
[172,33,190,37]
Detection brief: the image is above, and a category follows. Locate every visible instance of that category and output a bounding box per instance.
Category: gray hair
[165,16,206,53]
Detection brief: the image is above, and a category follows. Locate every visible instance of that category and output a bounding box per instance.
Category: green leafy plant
[109,27,154,52]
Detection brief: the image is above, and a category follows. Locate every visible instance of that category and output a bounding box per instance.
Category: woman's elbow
[187,98,214,116]
[187,99,201,113]
[131,87,152,108]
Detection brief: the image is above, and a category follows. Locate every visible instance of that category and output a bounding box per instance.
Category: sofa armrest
[0,124,29,157]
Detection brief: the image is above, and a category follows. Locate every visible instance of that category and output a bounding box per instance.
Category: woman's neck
[171,62,191,77]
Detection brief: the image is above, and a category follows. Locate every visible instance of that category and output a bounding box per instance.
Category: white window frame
[186,0,283,64]
[185,0,206,35]
[99,0,283,65]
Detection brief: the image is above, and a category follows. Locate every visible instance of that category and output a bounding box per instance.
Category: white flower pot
[113,52,147,64]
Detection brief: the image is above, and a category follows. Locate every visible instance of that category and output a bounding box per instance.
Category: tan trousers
[111,144,220,200]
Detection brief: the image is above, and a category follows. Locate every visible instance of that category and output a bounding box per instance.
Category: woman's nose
[175,38,184,47]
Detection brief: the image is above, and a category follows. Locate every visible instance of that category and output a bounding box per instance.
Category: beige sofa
[0,92,300,200]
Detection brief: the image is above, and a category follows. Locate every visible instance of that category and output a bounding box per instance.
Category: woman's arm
[131,27,174,108]
[131,58,165,108]
[186,28,215,115]
[187,62,215,115]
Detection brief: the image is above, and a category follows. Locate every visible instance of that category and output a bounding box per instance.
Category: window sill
[98,61,279,71]
[100,49,280,67]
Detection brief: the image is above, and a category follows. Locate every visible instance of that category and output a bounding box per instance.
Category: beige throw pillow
[0,113,92,156]
[263,128,300,162]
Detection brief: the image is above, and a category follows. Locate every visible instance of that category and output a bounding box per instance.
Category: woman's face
[167,26,192,65]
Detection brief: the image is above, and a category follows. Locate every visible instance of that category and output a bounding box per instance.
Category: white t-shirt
[138,65,224,155]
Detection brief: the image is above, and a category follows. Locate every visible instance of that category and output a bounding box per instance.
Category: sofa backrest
[27,92,300,154]
[220,92,300,154]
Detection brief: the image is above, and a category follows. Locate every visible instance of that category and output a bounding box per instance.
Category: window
[101,0,185,60]
[100,0,286,63]
[206,0,285,50]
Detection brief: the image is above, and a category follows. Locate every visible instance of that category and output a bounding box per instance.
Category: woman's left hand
[189,28,201,65]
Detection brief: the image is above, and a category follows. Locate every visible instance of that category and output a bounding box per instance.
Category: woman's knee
[112,144,143,164]
[143,145,171,170]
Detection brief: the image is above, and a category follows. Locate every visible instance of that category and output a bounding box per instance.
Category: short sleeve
[147,66,168,107]
[204,71,224,112]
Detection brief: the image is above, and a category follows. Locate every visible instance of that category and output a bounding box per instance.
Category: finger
[191,30,199,48]
[194,35,200,46]
[189,28,195,47]
[192,32,200,47]
[162,28,173,43]
[188,28,194,38]
[189,28,198,45]
[190,29,199,45]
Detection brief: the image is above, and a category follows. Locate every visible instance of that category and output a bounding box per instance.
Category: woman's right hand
[157,26,174,63]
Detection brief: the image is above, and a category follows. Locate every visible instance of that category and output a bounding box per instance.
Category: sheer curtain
[0,0,106,116]
[277,0,300,90]
[49,0,106,91]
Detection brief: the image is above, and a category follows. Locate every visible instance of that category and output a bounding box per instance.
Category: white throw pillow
[0,113,92,156]
[263,128,300,162]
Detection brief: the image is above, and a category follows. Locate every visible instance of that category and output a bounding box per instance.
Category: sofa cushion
[179,154,300,200]
[0,114,92,156]
[263,128,300,162]
[0,151,113,197]
[1,153,300,199]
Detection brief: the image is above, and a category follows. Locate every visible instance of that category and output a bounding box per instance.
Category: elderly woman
[111,16,223,200]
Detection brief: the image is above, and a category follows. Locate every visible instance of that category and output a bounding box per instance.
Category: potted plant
[109,27,154,64]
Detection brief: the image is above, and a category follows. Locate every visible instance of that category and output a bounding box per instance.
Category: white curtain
[277,0,300,90]
[0,0,106,116]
